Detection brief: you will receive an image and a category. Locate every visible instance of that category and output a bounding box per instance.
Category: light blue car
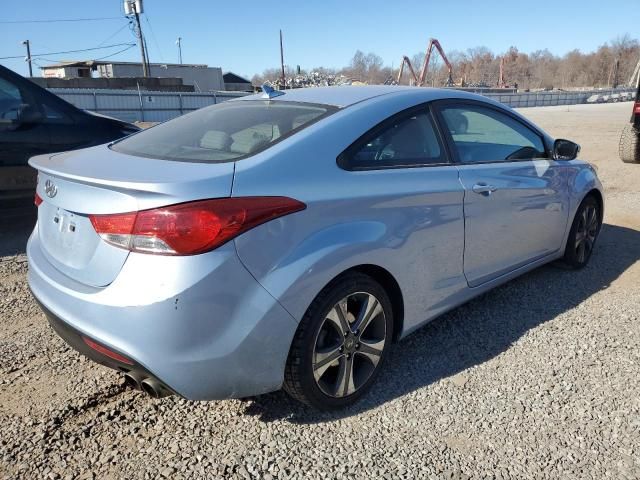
[27,86,603,410]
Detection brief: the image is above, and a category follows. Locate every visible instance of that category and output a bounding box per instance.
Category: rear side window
[339,110,446,170]
[439,105,546,163]
[111,100,335,162]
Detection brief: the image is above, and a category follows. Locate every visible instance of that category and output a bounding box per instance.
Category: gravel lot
[1,102,639,479]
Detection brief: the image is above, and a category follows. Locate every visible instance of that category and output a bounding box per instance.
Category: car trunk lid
[30,146,235,287]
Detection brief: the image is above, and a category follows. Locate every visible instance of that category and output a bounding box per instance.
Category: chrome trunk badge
[44,180,57,198]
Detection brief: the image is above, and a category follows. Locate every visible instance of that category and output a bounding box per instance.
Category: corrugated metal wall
[49,87,636,123]
[48,88,248,123]
[484,89,635,108]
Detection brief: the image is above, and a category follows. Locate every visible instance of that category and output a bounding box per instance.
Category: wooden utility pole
[279,30,285,89]
[131,2,149,77]
[22,40,33,77]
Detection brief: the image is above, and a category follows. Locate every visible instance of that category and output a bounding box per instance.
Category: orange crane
[397,38,454,87]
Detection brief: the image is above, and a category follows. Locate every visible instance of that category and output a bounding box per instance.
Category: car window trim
[337,102,453,171]
[431,99,550,165]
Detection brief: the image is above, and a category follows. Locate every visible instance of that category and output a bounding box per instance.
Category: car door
[0,73,51,201]
[434,100,568,287]
[334,104,467,324]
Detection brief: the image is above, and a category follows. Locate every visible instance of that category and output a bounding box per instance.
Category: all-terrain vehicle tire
[619,123,640,164]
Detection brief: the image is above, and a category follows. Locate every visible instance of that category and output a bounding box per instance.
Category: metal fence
[49,88,248,123]
[484,88,635,108]
[49,87,637,123]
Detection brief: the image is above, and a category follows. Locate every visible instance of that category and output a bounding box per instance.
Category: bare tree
[253,35,640,90]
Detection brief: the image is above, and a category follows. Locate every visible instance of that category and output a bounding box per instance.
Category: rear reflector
[34,192,43,207]
[634,102,640,115]
[82,336,133,365]
[89,197,306,255]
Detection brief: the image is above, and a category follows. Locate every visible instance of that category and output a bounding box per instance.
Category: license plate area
[51,209,80,249]
[38,202,101,270]
[33,172,132,287]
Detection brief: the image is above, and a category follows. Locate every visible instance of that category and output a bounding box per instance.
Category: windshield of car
[110,100,336,162]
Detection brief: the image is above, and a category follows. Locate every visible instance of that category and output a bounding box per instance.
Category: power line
[94,44,137,61]
[36,44,137,63]
[0,17,123,24]
[98,21,133,47]
[145,15,165,63]
[32,42,136,57]
[0,42,135,60]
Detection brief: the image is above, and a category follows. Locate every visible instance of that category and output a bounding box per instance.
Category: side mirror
[17,104,44,124]
[553,139,580,160]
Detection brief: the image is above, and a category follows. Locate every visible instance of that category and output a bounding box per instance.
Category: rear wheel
[563,195,601,269]
[619,124,640,164]
[284,272,393,410]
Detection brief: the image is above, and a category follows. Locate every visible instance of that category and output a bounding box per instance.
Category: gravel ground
[1,102,639,479]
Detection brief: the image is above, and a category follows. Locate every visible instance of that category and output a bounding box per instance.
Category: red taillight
[34,192,43,207]
[89,211,137,234]
[82,336,133,365]
[89,197,306,255]
[634,102,640,115]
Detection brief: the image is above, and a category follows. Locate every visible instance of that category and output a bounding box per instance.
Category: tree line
[252,35,640,90]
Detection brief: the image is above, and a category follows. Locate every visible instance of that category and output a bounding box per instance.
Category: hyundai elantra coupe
[27,86,603,410]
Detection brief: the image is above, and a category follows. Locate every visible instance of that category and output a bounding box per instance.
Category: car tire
[619,124,640,164]
[562,195,602,269]
[283,272,393,410]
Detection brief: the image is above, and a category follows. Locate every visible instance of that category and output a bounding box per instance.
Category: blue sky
[1,0,637,79]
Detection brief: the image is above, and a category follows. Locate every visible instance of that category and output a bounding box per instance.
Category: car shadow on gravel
[243,222,640,423]
[0,213,35,257]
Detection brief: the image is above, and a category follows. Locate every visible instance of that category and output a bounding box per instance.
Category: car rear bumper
[35,296,176,396]
[27,226,299,400]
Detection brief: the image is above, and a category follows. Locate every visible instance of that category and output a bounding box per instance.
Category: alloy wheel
[574,204,599,263]
[312,292,387,398]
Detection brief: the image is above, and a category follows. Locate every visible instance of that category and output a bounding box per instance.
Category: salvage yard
[1,102,639,479]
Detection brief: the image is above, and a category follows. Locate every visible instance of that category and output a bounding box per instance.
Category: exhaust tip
[141,378,171,399]
[123,373,142,390]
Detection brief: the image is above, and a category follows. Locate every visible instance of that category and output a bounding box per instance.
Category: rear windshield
[111,100,336,162]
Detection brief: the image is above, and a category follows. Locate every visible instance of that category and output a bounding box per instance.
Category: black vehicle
[0,65,139,210]
[619,78,640,164]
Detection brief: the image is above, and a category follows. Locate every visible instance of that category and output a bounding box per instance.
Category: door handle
[472,183,498,195]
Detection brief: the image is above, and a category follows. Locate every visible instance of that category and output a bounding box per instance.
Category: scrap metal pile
[269,71,357,89]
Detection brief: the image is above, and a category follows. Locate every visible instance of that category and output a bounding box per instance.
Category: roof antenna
[262,83,285,99]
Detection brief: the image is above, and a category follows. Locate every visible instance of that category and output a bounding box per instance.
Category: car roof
[233,85,551,143]
[235,85,486,108]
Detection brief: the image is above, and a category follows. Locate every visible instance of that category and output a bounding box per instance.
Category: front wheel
[562,195,602,268]
[283,272,393,410]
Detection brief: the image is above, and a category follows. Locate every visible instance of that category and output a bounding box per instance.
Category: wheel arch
[566,163,604,223]
[585,188,604,222]
[327,264,405,342]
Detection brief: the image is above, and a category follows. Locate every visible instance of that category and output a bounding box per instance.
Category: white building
[41,61,225,91]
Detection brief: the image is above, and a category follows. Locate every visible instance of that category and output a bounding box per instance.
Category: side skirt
[399,251,563,340]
